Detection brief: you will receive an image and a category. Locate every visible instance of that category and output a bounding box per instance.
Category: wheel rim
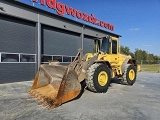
[129,69,135,80]
[98,71,108,86]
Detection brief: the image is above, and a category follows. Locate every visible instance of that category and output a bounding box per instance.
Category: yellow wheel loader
[29,36,140,109]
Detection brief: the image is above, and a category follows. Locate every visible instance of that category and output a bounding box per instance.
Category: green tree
[147,53,154,64]
[120,45,159,64]
[120,45,130,55]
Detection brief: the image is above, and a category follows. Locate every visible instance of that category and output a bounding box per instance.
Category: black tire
[86,63,111,93]
[121,64,137,85]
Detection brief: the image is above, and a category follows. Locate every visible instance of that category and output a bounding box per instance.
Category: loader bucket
[29,64,81,109]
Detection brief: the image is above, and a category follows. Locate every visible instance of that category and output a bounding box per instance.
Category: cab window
[100,37,111,54]
[112,40,117,54]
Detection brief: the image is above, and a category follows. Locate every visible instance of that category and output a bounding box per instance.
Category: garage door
[0,15,36,83]
[41,25,81,64]
[83,35,94,54]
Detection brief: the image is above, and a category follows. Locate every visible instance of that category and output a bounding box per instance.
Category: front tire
[86,63,111,93]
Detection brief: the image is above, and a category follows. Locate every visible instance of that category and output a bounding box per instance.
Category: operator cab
[94,36,119,54]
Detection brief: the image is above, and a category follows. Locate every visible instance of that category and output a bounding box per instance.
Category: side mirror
[109,37,112,43]
[106,35,112,43]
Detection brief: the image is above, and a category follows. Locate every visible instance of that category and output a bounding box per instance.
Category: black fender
[78,57,112,82]
[94,60,112,69]
[121,58,137,74]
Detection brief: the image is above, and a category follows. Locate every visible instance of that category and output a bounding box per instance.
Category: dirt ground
[0,72,160,120]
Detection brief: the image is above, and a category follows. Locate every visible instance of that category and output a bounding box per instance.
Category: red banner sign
[33,0,114,31]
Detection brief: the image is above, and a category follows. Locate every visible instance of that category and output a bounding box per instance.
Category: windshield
[100,37,110,53]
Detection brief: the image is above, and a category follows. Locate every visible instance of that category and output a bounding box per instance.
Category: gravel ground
[0,72,160,120]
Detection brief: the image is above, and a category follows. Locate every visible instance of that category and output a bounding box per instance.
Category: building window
[0,52,36,63]
[1,53,19,62]
[20,54,35,62]
[53,56,62,62]
[41,55,52,62]
[63,56,71,62]
[72,57,75,62]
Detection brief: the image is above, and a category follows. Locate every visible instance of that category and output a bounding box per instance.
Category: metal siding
[0,15,36,53]
[39,15,82,34]
[0,15,36,83]
[83,37,94,54]
[84,27,106,38]
[42,25,81,56]
[0,64,35,83]
[1,0,120,38]
[0,0,37,22]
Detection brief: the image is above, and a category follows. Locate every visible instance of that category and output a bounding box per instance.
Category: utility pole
[159,56,160,73]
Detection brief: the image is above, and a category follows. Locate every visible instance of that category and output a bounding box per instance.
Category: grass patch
[141,64,160,72]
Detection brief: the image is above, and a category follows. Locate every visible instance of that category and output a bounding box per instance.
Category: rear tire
[86,63,111,93]
[121,64,137,85]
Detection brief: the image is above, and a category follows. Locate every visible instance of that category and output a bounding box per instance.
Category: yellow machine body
[29,36,139,109]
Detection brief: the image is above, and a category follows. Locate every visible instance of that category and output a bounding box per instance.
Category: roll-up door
[41,25,81,64]
[83,36,94,54]
[0,15,36,83]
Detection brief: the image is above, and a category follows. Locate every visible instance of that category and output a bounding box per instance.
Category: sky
[19,0,160,56]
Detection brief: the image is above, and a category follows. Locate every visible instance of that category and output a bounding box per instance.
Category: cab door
[110,40,119,64]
